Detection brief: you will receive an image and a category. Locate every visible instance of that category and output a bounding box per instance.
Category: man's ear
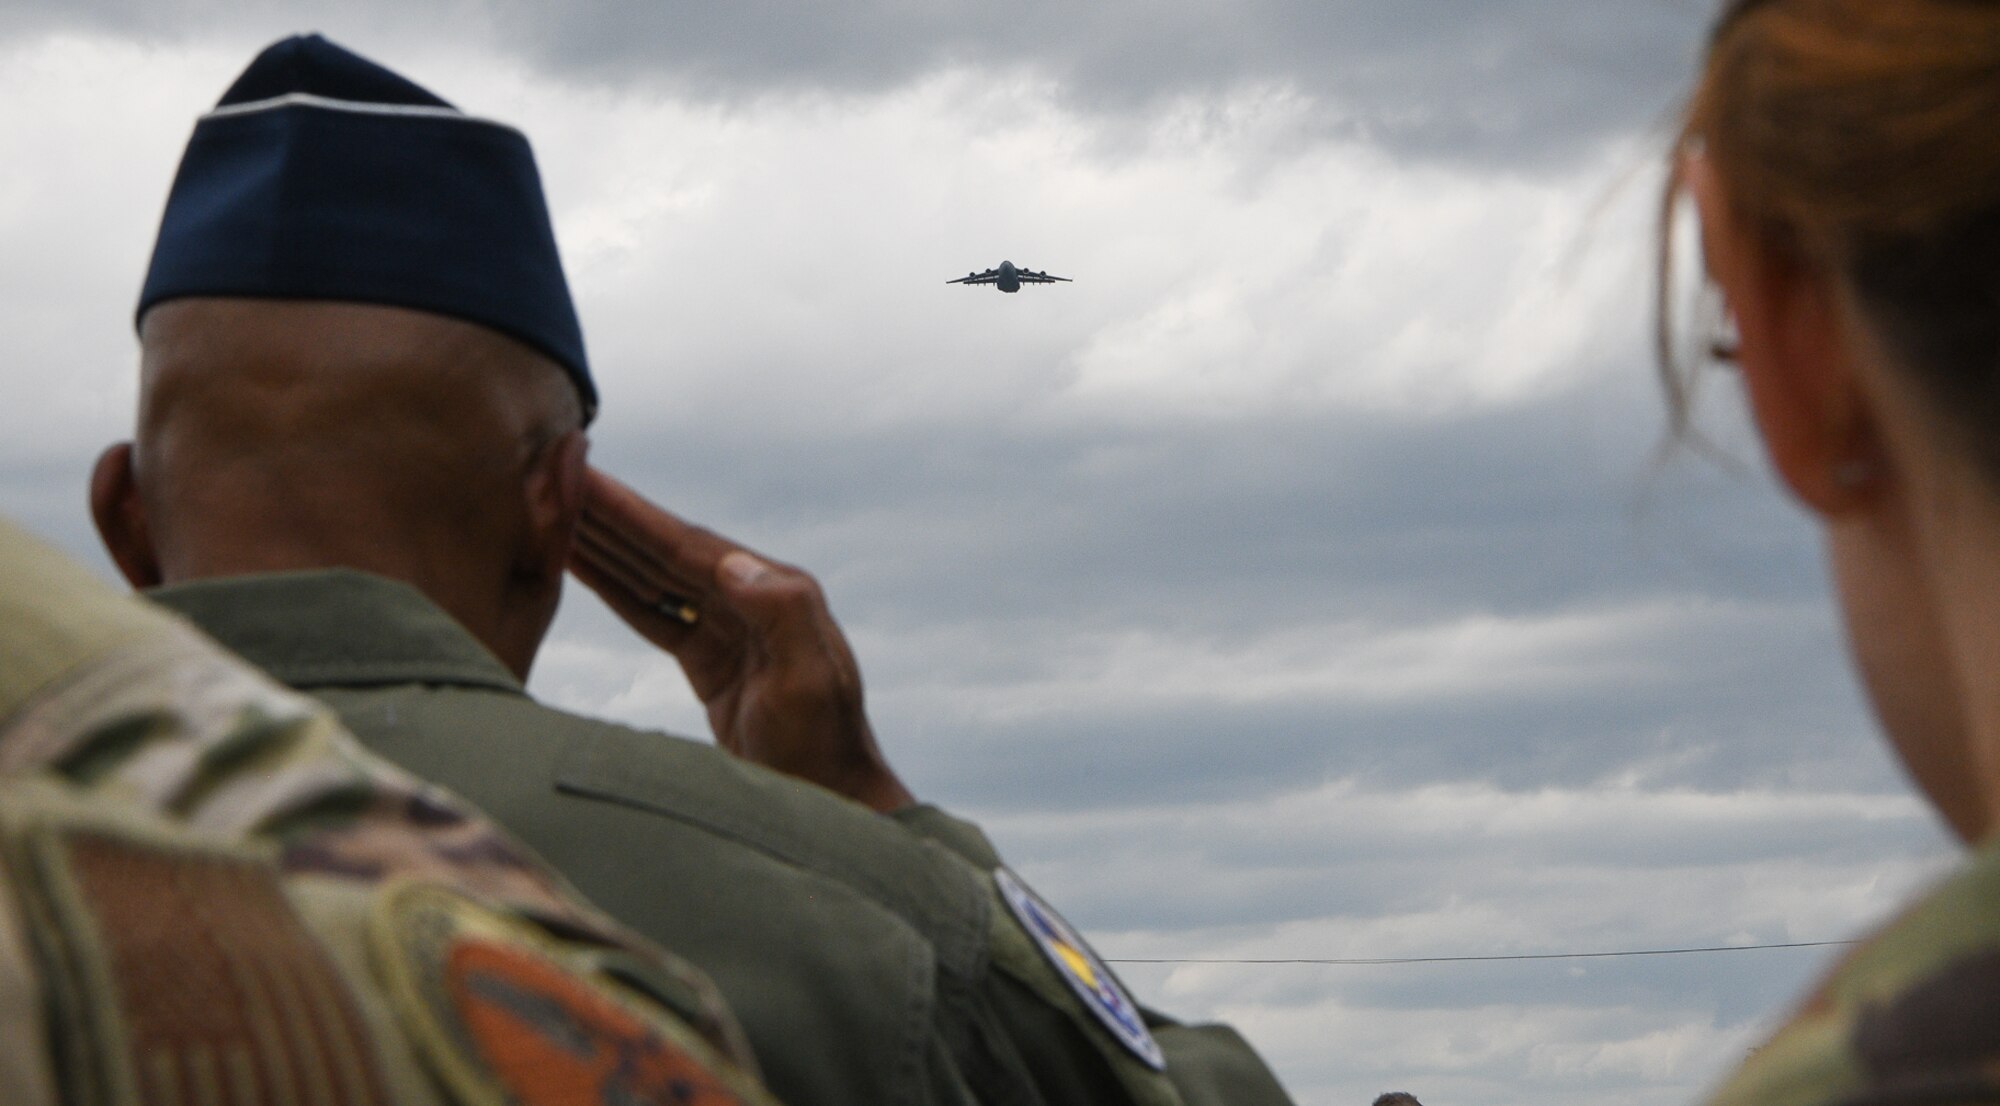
[89,442,163,589]
[522,429,589,575]
[1687,152,1882,516]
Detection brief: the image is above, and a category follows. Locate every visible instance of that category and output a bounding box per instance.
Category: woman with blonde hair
[1669,0,2000,1101]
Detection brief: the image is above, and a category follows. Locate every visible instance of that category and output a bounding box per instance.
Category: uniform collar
[147,569,525,695]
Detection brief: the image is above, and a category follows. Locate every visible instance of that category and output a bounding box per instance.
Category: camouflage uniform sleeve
[893,803,1296,1106]
[1703,844,2000,1106]
[0,872,58,1106]
[0,517,778,1106]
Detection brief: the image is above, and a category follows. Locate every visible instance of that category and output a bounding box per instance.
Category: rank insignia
[373,882,765,1106]
[994,866,1166,1071]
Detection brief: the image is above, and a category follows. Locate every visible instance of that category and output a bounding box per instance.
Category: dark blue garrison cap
[138,34,597,421]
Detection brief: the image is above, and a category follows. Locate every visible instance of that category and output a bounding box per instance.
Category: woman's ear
[89,442,163,589]
[1686,152,1884,516]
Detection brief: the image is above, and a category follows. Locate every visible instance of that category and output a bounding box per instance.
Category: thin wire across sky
[1106,940,1856,966]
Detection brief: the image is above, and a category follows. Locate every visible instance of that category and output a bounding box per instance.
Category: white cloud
[0,35,224,472]
[1060,139,1653,421]
[865,598,1763,722]
[417,66,1665,437]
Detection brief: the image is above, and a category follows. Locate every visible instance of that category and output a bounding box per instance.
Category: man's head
[92,35,596,679]
[1372,1094,1423,1106]
[93,299,588,679]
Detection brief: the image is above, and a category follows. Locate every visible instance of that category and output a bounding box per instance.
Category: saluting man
[90,35,1293,1106]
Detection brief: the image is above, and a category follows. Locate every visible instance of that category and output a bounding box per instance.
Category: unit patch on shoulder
[994,866,1166,1071]
[372,882,766,1106]
[10,818,394,1106]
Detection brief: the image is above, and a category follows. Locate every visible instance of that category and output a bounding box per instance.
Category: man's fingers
[581,467,737,584]
[576,515,705,605]
[580,465,856,701]
[572,523,650,596]
[573,529,694,629]
[580,466,663,528]
[569,552,657,627]
[576,469,732,631]
[583,467,810,636]
[577,508,708,597]
[573,523,740,647]
[571,548,685,633]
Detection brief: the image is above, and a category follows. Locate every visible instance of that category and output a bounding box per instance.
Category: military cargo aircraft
[947,260,1071,293]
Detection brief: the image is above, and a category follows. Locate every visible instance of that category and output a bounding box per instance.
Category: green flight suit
[1701,837,2000,1106]
[151,569,1295,1106]
[0,518,776,1106]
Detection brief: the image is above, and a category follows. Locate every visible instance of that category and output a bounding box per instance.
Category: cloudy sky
[0,3,1964,1104]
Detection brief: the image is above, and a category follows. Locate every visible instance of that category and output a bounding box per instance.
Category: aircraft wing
[947,270,1001,284]
[1016,270,1072,283]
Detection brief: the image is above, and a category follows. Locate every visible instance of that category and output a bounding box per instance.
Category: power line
[1105,940,1857,966]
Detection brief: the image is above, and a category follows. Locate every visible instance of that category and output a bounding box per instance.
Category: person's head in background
[1666,0,2000,844]
[1371,1093,1422,1106]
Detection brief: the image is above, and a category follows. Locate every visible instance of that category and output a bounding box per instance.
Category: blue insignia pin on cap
[137,34,597,422]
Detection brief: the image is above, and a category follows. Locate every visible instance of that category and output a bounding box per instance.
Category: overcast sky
[0,4,1963,1104]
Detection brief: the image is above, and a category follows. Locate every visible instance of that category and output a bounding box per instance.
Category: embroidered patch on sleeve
[994,866,1167,1071]
[371,882,768,1106]
[15,823,394,1106]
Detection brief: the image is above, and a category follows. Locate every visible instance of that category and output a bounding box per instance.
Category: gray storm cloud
[1,0,1718,165]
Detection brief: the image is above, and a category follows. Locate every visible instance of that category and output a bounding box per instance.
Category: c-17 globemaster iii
[947,259,1071,293]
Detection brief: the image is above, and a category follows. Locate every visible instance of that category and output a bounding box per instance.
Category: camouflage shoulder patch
[4,788,394,1106]
[370,881,772,1106]
[995,865,1167,1071]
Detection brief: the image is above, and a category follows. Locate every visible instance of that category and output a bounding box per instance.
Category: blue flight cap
[137,34,597,422]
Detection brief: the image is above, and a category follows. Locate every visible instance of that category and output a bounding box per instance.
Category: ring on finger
[653,593,701,626]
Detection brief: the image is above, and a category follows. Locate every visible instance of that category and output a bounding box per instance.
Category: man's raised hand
[568,467,915,813]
